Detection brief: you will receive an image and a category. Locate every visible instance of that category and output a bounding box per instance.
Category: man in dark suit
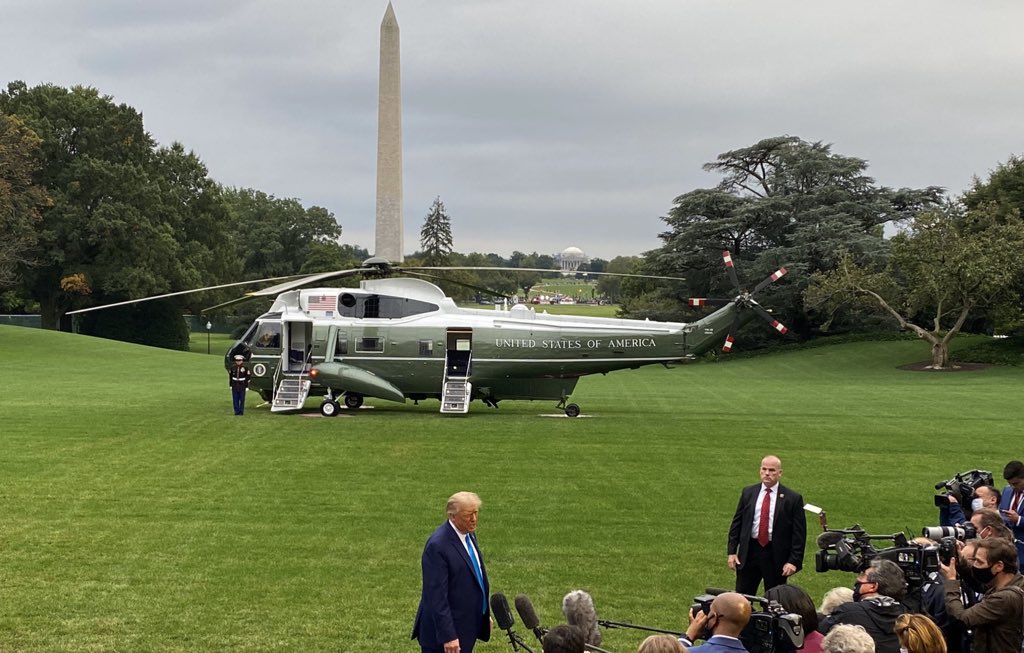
[727,455,807,595]
[413,491,491,653]
[998,460,1024,565]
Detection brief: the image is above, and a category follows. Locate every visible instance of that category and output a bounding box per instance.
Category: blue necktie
[465,534,486,614]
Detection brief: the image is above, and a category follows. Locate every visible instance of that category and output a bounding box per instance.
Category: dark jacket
[412,522,491,652]
[819,595,906,653]
[944,574,1024,653]
[229,364,251,390]
[727,482,807,572]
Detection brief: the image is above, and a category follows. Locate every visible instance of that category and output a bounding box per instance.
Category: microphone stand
[597,619,684,636]
[502,628,536,653]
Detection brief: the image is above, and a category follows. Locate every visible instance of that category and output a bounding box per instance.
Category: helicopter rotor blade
[721,312,741,353]
[750,302,790,335]
[722,250,741,292]
[245,267,371,297]
[686,297,732,308]
[66,273,311,316]
[752,267,788,295]
[403,266,686,282]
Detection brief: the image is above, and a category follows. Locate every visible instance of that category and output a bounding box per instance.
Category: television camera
[691,590,804,653]
[933,469,994,510]
[814,523,962,612]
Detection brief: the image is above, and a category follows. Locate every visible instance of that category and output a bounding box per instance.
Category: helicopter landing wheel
[564,403,581,418]
[344,393,364,410]
[320,399,341,417]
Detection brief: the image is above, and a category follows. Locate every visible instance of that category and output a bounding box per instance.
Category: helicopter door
[285,321,313,372]
[441,328,473,414]
[445,328,473,377]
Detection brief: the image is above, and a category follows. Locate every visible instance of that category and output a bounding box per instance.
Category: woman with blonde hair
[894,613,946,653]
[637,633,685,653]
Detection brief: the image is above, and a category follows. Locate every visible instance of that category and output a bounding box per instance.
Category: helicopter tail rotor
[685,251,791,352]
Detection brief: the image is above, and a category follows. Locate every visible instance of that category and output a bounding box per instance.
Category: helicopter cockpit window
[253,323,282,349]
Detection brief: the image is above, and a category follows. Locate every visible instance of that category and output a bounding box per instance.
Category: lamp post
[206,320,212,354]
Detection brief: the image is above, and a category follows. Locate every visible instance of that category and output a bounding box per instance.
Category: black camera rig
[690,591,803,653]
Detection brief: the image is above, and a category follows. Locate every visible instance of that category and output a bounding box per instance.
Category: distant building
[556,246,588,274]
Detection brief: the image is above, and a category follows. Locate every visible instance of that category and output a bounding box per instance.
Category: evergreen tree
[419,196,453,266]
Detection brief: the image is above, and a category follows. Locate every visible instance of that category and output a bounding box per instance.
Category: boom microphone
[491,592,535,653]
[515,594,547,643]
[563,590,602,646]
[816,530,846,548]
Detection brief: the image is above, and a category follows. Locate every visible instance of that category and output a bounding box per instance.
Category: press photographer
[818,559,907,653]
[934,469,994,527]
[684,590,803,653]
[939,537,1024,653]
[681,592,752,653]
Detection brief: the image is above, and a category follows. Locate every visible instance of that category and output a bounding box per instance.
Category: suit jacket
[689,635,749,653]
[412,522,491,651]
[998,487,1024,562]
[727,482,806,572]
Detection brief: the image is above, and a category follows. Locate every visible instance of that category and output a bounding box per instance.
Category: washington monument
[375,2,403,262]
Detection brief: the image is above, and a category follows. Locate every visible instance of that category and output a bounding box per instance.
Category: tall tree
[0,113,50,288]
[0,82,232,329]
[419,196,453,266]
[633,136,943,337]
[222,187,343,279]
[805,203,1024,368]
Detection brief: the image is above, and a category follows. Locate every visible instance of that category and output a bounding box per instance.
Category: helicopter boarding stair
[270,351,312,412]
[440,349,472,414]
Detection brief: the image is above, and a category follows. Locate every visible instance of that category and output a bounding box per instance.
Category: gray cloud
[2,0,1023,259]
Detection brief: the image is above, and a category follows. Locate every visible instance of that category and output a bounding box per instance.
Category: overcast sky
[3,1,1023,260]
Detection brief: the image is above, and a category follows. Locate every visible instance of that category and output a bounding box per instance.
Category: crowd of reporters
[533,460,1024,653]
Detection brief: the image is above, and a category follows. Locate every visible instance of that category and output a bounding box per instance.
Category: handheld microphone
[515,593,547,643]
[491,592,535,653]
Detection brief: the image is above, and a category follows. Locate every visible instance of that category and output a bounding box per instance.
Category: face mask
[900,648,909,653]
[853,580,866,602]
[971,498,985,511]
[973,565,996,586]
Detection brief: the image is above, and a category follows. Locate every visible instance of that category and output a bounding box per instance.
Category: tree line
[3,82,1023,364]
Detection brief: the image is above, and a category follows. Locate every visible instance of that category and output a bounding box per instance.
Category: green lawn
[2,325,1022,652]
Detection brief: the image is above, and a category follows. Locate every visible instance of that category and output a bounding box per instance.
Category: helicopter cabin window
[335,292,439,319]
[253,322,282,349]
[418,340,433,356]
[335,337,348,356]
[355,337,384,353]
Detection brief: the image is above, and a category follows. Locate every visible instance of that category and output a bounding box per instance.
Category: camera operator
[998,461,1024,565]
[970,508,1014,542]
[819,559,907,653]
[680,592,752,653]
[940,485,1000,527]
[939,537,1024,653]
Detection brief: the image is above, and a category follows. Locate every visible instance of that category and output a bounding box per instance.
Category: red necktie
[758,488,772,547]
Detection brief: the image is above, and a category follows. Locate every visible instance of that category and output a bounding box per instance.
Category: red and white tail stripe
[688,298,707,307]
[722,335,735,352]
[722,251,734,267]
[771,321,788,334]
[769,267,787,282]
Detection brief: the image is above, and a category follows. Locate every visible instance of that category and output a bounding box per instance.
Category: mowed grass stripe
[2,325,1022,651]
